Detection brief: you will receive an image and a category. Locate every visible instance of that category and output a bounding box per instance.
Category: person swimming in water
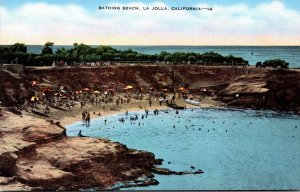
[119,117,125,123]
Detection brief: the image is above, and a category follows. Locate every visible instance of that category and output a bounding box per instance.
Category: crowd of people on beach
[23,81,197,117]
[17,79,209,140]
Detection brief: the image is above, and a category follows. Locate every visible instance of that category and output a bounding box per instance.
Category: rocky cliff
[219,69,300,111]
[0,110,158,190]
[1,65,300,111]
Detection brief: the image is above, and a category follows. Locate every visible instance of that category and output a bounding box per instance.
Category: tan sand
[17,93,224,127]
[59,96,224,126]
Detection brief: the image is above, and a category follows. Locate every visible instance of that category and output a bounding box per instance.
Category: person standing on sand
[45,105,50,114]
[86,112,90,127]
[149,99,152,107]
[82,111,86,125]
[172,95,175,103]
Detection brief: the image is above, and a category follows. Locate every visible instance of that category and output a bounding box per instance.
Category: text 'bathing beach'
[98,6,212,11]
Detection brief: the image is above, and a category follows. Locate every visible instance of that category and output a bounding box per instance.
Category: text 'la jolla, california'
[98,6,212,11]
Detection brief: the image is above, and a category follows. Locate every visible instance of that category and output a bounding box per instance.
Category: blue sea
[26,45,300,68]
[66,108,300,190]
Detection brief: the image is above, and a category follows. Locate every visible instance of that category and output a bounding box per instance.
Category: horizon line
[1,44,300,47]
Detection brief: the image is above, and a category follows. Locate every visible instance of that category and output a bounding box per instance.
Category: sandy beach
[44,94,223,126]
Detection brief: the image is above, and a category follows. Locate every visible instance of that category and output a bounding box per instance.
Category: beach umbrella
[94,91,101,94]
[178,87,185,91]
[82,88,90,92]
[32,81,38,86]
[30,96,39,101]
[182,89,189,93]
[73,91,82,95]
[104,91,108,95]
[161,88,168,92]
[125,85,133,89]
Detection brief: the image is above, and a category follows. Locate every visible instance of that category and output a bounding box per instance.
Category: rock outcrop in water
[219,69,300,112]
[0,110,159,190]
[152,167,204,175]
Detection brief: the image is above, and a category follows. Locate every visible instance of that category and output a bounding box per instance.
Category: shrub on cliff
[41,42,54,55]
[262,59,289,69]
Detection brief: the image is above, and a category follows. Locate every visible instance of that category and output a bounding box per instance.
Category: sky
[0,0,300,45]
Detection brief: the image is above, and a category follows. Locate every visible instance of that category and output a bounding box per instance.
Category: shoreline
[0,97,214,190]
[58,97,222,126]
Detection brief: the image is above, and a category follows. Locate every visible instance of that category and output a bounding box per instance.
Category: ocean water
[26,45,300,68]
[66,108,300,190]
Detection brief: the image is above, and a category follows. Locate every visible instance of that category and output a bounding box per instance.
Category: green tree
[41,42,54,55]
[201,51,223,63]
[71,50,78,61]
[158,51,171,61]
[188,55,197,62]
[9,43,27,53]
[76,43,93,55]
[164,55,172,62]
[102,52,114,61]
[73,43,78,48]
